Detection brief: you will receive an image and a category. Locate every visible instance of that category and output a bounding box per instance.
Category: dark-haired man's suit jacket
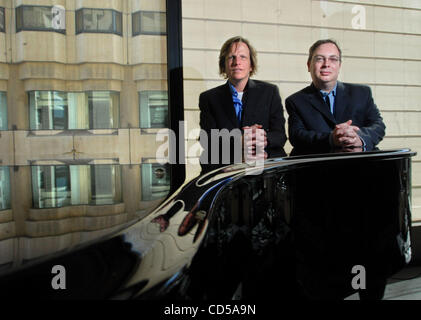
[285,81,385,156]
[199,79,287,172]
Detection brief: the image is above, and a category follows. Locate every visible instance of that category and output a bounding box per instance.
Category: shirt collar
[229,82,238,97]
[320,83,337,98]
[228,80,249,95]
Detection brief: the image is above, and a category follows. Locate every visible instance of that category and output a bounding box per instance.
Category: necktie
[232,90,243,126]
[324,94,333,115]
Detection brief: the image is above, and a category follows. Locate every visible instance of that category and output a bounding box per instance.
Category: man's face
[307,42,341,90]
[225,42,252,85]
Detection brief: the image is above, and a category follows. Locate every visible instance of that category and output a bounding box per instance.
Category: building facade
[0,0,171,264]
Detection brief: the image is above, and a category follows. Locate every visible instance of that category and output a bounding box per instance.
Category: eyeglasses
[312,55,341,64]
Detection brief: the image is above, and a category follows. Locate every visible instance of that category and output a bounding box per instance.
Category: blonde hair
[218,36,257,78]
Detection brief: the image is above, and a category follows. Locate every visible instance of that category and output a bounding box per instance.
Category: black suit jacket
[285,81,385,155]
[199,79,287,171]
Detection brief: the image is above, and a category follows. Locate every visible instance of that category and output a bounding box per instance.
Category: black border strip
[166,0,185,193]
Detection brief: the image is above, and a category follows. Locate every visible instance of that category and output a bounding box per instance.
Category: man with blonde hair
[199,36,287,172]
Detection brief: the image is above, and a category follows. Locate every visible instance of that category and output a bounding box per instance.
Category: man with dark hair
[285,39,385,155]
[199,36,287,172]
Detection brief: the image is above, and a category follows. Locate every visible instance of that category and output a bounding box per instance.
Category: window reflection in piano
[190,171,292,299]
[206,172,291,253]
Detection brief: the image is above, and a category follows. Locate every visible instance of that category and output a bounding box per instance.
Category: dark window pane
[16,5,65,33]
[90,165,122,205]
[115,11,122,34]
[88,91,119,129]
[139,91,168,128]
[75,9,83,33]
[132,12,140,35]
[29,91,68,130]
[132,11,166,35]
[141,163,170,201]
[0,92,7,130]
[32,166,71,208]
[0,8,5,32]
[52,91,68,130]
[76,8,121,35]
[0,166,10,210]
[29,91,119,130]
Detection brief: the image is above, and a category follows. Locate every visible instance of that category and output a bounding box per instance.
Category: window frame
[132,10,167,36]
[75,8,122,36]
[31,165,72,209]
[89,164,122,205]
[141,163,171,201]
[15,5,66,34]
[28,91,69,130]
[139,90,169,129]
[28,90,120,131]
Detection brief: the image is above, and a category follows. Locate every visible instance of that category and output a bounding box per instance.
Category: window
[139,91,168,128]
[16,5,66,33]
[132,11,166,36]
[32,165,122,208]
[141,163,170,201]
[88,91,120,129]
[32,165,71,208]
[0,7,5,32]
[90,165,122,205]
[0,92,7,130]
[29,91,120,130]
[29,91,68,130]
[0,166,10,210]
[76,8,122,35]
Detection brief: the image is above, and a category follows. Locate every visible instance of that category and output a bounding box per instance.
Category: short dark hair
[307,39,342,65]
[219,36,257,78]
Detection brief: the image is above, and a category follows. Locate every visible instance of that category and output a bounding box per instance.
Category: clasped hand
[332,120,362,148]
[242,124,268,161]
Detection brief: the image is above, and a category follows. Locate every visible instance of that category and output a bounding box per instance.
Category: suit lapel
[334,81,350,123]
[220,81,238,127]
[307,84,336,124]
[241,79,258,125]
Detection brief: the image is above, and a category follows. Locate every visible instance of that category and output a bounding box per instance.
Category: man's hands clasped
[242,124,268,162]
[332,120,363,151]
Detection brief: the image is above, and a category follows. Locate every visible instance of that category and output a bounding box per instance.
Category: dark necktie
[232,91,243,126]
[325,95,331,112]
[324,94,335,118]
